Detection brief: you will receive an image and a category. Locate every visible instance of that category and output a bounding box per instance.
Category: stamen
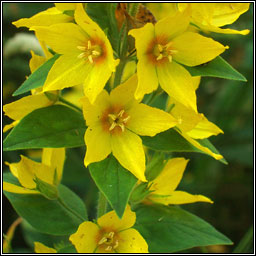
[118,110,125,117]
[168,55,173,63]
[105,246,112,251]
[158,44,163,52]
[77,52,86,59]
[92,50,100,56]
[77,45,86,51]
[108,114,117,120]
[113,240,119,249]
[156,54,163,61]
[119,123,125,132]
[98,237,108,245]
[87,40,92,49]
[108,232,115,239]
[122,116,130,123]
[109,122,117,131]
[88,55,94,63]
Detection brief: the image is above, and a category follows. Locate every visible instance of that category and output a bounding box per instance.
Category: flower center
[98,231,119,252]
[77,40,102,63]
[153,43,177,63]
[108,109,130,133]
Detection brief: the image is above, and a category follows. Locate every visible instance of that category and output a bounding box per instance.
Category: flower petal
[3,182,39,194]
[84,125,111,167]
[150,158,189,195]
[180,132,223,160]
[198,24,250,35]
[83,61,113,104]
[98,205,136,231]
[111,130,146,181]
[69,221,99,253]
[41,148,65,183]
[43,55,92,92]
[187,115,223,139]
[12,7,73,28]
[34,242,57,253]
[81,90,110,127]
[155,7,190,40]
[117,228,148,253]
[127,103,177,136]
[110,74,138,107]
[151,190,213,205]
[172,32,228,67]
[3,93,52,121]
[129,24,158,100]
[29,50,47,73]
[54,3,76,11]
[157,61,197,111]
[32,23,86,55]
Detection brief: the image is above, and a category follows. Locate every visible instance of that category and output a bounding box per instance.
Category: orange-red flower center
[77,37,107,65]
[100,106,130,135]
[96,229,119,252]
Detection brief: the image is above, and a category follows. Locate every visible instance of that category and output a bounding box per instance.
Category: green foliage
[185,56,247,81]
[13,54,60,96]
[3,105,86,151]
[89,154,137,218]
[134,204,233,253]
[4,172,87,235]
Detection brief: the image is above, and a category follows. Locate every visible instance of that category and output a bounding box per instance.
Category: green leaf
[57,245,77,253]
[13,54,60,96]
[142,128,227,164]
[185,56,247,82]
[3,172,87,236]
[134,204,233,253]
[3,105,86,151]
[89,154,137,218]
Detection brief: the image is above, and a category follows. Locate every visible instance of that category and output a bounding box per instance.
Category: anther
[88,55,94,63]
[168,55,173,63]
[92,50,100,56]
[108,232,115,239]
[78,52,86,59]
[113,240,119,249]
[156,54,163,61]
[105,246,113,251]
[158,44,163,52]
[98,237,108,245]
[122,116,130,123]
[119,123,125,132]
[108,114,117,121]
[88,40,92,49]
[77,46,86,51]
[109,122,117,131]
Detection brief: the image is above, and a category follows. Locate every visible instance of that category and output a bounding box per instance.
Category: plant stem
[113,59,126,88]
[97,191,108,219]
[58,197,86,222]
[233,225,253,253]
[58,96,82,113]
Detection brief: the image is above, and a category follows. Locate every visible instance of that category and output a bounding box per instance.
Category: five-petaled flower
[69,205,148,253]
[82,75,177,181]
[32,3,119,104]
[129,7,228,111]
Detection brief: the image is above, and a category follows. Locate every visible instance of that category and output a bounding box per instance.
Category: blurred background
[3,3,254,253]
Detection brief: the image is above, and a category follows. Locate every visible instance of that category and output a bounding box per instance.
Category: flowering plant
[3,3,250,253]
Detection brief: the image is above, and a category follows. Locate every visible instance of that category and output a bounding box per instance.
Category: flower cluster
[3,3,250,253]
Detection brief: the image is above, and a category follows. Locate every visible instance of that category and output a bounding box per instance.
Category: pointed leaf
[134,204,233,253]
[184,56,247,81]
[13,54,60,96]
[3,172,87,235]
[142,128,227,164]
[89,154,137,218]
[3,105,86,151]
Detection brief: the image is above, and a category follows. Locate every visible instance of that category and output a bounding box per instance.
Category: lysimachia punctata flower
[82,75,177,181]
[145,158,213,205]
[12,3,75,28]
[69,206,148,253]
[129,8,228,111]
[3,148,65,195]
[179,3,250,35]
[32,3,119,104]
[3,50,56,132]
[167,77,223,160]
[34,242,57,254]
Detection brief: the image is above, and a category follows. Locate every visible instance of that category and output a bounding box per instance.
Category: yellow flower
[32,3,119,104]
[12,3,75,28]
[82,75,177,181]
[129,8,228,111]
[167,76,224,160]
[3,51,56,133]
[3,148,65,195]
[34,242,57,253]
[146,158,213,205]
[179,3,250,35]
[69,206,148,253]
